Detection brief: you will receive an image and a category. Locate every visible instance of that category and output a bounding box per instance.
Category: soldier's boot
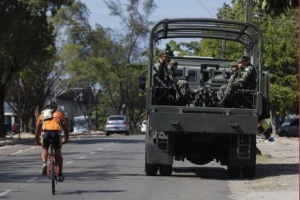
[217,94,230,107]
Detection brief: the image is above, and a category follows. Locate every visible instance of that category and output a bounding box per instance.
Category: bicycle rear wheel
[51,160,55,195]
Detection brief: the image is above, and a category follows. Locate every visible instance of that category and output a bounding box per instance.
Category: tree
[0,0,73,137]
[250,0,299,17]
[252,8,298,116]
[200,1,298,117]
[5,54,67,133]
[98,0,157,130]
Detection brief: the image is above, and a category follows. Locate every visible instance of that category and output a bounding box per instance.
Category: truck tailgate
[149,106,258,134]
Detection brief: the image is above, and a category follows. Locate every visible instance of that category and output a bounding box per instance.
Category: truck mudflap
[145,142,173,165]
[149,111,258,134]
[228,134,257,167]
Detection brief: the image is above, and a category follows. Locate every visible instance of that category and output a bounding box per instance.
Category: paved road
[0,134,233,200]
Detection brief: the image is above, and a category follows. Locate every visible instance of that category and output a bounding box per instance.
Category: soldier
[234,55,256,89]
[217,55,256,107]
[154,51,170,83]
[168,61,193,104]
[167,60,178,84]
[217,61,239,100]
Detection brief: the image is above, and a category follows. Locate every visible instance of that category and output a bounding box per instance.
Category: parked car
[104,115,130,136]
[281,118,295,127]
[278,118,299,137]
[140,120,147,134]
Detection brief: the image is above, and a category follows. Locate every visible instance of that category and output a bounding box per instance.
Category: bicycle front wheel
[51,160,55,195]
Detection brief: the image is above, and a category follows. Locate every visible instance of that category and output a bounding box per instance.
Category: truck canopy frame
[148,18,264,92]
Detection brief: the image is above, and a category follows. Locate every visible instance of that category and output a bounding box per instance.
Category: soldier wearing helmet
[217,55,256,107]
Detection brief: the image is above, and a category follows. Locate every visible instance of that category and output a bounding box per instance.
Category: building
[4,102,17,125]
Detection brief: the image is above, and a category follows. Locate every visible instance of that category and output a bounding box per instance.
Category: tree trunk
[0,87,6,137]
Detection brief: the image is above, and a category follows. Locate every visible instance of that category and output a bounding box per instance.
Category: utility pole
[245,0,252,23]
[17,77,21,139]
[221,2,226,59]
[245,0,253,58]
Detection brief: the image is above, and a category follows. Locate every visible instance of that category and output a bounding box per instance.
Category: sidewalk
[0,132,35,147]
[0,131,105,147]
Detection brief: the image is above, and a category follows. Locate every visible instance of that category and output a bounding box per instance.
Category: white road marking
[90,152,95,154]
[98,148,102,150]
[24,147,35,151]
[26,177,38,183]
[110,143,114,145]
[10,150,22,155]
[79,156,85,159]
[104,145,109,147]
[66,161,74,164]
[0,190,13,197]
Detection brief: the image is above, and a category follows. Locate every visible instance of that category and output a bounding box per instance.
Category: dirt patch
[228,135,299,200]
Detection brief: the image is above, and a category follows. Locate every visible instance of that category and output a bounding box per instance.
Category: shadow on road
[69,137,145,145]
[172,166,228,180]
[58,189,126,195]
[255,163,298,179]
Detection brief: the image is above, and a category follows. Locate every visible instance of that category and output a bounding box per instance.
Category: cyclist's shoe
[40,163,47,176]
[57,173,64,182]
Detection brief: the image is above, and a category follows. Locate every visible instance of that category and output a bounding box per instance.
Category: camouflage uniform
[176,79,192,102]
[217,61,238,100]
[167,61,193,104]
[222,64,255,95]
[154,61,168,82]
[218,56,256,106]
[234,63,256,89]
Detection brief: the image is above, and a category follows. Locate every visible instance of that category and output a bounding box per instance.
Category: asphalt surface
[0,134,233,200]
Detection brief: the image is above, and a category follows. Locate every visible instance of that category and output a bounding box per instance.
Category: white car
[140,120,147,134]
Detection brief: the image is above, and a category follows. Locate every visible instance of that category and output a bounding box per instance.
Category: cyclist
[35,100,69,182]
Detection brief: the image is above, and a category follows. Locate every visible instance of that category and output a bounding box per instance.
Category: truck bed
[149,105,257,134]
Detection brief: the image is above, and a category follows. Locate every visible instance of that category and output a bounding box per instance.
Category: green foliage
[270,83,298,114]
[163,1,298,116]
[52,0,152,130]
[251,0,299,17]
[0,0,72,136]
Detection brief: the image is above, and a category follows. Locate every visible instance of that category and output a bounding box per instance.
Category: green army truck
[139,18,270,178]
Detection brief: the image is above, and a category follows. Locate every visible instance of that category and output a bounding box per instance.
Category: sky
[81,0,233,29]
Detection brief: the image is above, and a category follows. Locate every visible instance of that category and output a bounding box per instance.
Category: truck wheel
[227,166,241,178]
[125,131,129,136]
[105,132,110,136]
[241,166,256,178]
[145,163,158,176]
[159,165,173,176]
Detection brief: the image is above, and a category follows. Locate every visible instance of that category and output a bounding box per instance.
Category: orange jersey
[37,110,67,131]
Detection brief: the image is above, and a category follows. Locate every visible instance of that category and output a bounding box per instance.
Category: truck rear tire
[227,166,241,178]
[159,165,173,176]
[145,163,159,176]
[241,166,256,178]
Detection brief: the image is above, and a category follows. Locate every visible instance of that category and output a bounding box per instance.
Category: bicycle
[47,142,59,195]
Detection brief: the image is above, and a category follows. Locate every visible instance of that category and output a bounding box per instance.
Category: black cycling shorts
[41,131,61,149]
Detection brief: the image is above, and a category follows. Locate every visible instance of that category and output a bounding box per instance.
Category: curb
[0,131,106,147]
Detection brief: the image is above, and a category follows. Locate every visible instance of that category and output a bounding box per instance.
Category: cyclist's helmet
[44,100,58,110]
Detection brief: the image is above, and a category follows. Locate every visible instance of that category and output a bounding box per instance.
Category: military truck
[139,18,270,178]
